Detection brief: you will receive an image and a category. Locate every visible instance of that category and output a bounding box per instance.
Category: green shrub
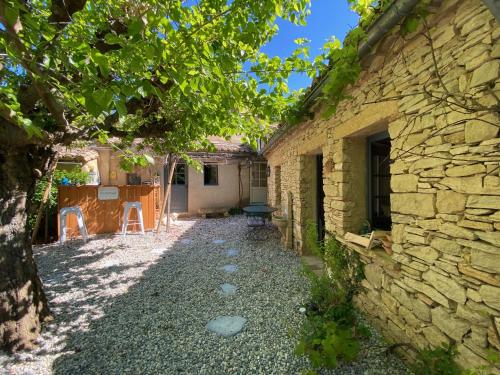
[296,221,366,370]
[411,344,461,375]
[228,207,243,215]
[29,167,89,230]
[295,315,360,369]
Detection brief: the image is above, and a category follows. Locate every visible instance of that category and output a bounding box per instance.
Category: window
[126,173,141,185]
[251,163,268,188]
[204,164,218,185]
[367,132,391,230]
[172,164,186,185]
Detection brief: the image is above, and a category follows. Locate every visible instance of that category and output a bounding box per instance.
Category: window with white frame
[251,163,267,188]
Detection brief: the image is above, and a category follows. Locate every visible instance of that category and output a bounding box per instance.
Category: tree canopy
[1,0,316,160]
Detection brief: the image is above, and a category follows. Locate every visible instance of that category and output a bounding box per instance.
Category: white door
[166,163,188,213]
[250,162,268,204]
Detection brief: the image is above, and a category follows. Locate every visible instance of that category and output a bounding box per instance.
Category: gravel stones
[218,264,238,273]
[206,316,247,337]
[0,216,409,375]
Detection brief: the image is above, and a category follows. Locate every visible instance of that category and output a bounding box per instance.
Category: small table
[242,205,277,227]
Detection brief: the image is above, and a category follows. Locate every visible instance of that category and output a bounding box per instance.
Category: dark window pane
[173,164,186,185]
[368,134,392,230]
[204,164,218,185]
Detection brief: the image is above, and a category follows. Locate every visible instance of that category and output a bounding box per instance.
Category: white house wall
[187,162,250,214]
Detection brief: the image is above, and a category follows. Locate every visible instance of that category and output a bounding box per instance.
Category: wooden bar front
[57,185,160,238]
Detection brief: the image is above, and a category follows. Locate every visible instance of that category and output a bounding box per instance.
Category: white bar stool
[60,206,89,244]
[121,202,145,236]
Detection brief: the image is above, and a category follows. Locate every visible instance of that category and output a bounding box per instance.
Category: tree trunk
[0,144,54,351]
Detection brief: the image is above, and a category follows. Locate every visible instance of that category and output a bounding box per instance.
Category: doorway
[316,154,325,241]
[165,163,188,213]
[250,162,268,204]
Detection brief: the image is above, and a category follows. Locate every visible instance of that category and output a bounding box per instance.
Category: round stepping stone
[218,264,238,273]
[212,239,226,244]
[180,239,191,244]
[227,248,239,257]
[206,316,247,337]
[220,283,237,296]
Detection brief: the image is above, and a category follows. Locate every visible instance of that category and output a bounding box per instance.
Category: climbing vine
[278,0,432,127]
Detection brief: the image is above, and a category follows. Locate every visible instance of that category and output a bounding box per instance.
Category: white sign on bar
[98,186,119,200]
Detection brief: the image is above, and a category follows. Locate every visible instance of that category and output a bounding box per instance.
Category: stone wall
[264,0,500,370]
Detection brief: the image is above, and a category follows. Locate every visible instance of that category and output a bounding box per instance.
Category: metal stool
[121,202,145,236]
[60,206,88,244]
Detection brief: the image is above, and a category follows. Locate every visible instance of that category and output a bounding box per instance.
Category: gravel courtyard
[1,216,408,375]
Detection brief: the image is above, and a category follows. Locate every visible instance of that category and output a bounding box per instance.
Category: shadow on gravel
[46,217,302,375]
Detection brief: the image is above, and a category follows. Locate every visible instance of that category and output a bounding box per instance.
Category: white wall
[186,162,250,214]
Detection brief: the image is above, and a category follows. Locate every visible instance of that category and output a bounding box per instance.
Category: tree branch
[0,1,70,133]
[48,0,87,29]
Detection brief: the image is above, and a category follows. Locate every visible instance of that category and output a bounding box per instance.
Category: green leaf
[128,18,144,36]
[190,78,198,92]
[92,89,113,109]
[4,5,19,27]
[179,80,188,94]
[84,94,102,117]
[402,16,419,35]
[91,51,110,76]
[114,98,127,117]
[97,131,109,145]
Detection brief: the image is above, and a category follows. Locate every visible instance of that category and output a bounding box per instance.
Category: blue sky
[262,0,359,91]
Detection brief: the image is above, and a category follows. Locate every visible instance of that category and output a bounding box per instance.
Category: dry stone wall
[265,0,500,370]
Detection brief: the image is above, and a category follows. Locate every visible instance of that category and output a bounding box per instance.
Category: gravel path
[0,216,409,375]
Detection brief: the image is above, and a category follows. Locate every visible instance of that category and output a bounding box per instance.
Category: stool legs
[60,213,67,245]
[137,206,145,234]
[122,205,145,236]
[76,212,89,242]
[122,206,129,236]
[59,207,88,244]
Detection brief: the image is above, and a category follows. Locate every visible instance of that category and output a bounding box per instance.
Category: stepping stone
[151,248,168,255]
[102,260,119,268]
[180,239,191,244]
[206,316,247,337]
[227,248,239,257]
[220,283,237,296]
[212,239,226,244]
[218,264,238,273]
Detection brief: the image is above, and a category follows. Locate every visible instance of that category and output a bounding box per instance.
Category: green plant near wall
[29,168,90,230]
[296,222,367,370]
[411,344,462,375]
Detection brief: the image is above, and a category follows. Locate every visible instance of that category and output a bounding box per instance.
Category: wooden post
[166,186,172,232]
[31,157,58,243]
[156,154,178,233]
[44,204,49,243]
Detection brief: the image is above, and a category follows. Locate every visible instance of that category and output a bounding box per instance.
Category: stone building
[263,0,500,369]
